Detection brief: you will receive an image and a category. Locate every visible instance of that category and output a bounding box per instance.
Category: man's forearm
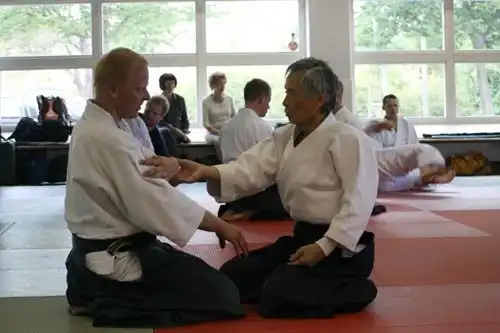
[198,211,225,233]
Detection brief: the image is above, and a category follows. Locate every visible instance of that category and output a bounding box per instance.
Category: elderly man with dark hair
[142,57,379,318]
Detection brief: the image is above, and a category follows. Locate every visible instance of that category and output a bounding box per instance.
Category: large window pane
[353,0,443,51]
[454,0,500,51]
[0,4,92,57]
[455,63,500,117]
[0,69,92,122]
[102,2,196,54]
[206,66,287,121]
[354,64,445,118]
[146,67,198,123]
[206,1,299,53]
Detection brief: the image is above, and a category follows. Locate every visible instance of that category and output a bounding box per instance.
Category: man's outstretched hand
[216,223,249,257]
[140,156,180,181]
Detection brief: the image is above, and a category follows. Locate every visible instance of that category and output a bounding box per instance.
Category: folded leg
[258,232,377,318]
[218,185,290,221]
[219,236,297,303]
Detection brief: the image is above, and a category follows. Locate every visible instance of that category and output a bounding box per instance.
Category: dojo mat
[156,182,500,333]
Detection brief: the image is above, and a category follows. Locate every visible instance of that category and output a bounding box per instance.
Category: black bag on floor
[0,140,16,185]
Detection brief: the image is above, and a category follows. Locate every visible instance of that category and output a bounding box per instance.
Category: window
[206,1,300,53]
[454,0,500,51]
[353,0,444,51]
[0,0,305,131]
[353,0,500,122]
[0,3,92,57]
[354,64,446,118]
[0,69,92,122]
[147,67,198,122]
[455,63,500,117]
[206,66,287,120]
[102,2,196,54]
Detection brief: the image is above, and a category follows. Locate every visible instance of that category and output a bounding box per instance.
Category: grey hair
[285,57,340,114]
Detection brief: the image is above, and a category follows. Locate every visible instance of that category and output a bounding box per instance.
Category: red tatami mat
[156,192,500,333]
[155,284,500,333]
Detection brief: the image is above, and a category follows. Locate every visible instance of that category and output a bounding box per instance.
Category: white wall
[306,0,354,110]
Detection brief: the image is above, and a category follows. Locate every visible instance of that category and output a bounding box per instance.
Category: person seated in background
[369,94,419,148]
[202,72,236,148]
[125,95,178,157]
[377,143,455,192]
[141,95,180,157]
[64,47,248,328]
[143,57,379,319]
[332,81,392,146]
[159,73,191,138]
[218,78,289,221]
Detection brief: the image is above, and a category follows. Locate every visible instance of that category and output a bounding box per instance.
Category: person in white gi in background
[332,83,453,192]
[64,47,248,328]
[144,57,379,318]
[369,94,419,148]
[332,80,392,146]
[377,143,456,192]
[124,112,155,150]
[217,79,289,221]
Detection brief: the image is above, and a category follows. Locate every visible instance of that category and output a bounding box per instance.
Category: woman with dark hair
[159,73,191,142]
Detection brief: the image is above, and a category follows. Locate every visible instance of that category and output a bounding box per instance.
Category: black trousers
[66,233,244,328]
[217,185,291,220]
[219,222,377,318]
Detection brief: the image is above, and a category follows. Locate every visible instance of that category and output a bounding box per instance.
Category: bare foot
[221,210,255,221]
[429,170,456,184]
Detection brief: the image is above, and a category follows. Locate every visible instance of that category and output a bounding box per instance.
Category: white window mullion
[91,1,103,59]
[443,0,456,122]
[195,0,207,125]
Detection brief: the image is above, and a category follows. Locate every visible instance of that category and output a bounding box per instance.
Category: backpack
[37,95,71,126]
[446,151,492,176]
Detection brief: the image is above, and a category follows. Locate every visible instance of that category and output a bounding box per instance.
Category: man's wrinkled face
[282,70,324,125]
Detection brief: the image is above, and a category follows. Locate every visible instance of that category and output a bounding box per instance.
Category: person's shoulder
[174,93,185,101]
[73,121,134,156]
[273,122,294,137]
[202,95,212,104]
[328,119,368,142]
[400,117,415,127]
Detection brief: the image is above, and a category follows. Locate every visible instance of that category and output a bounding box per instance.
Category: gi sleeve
[213,134,279,202]
[95,139,206,247]
[317,130,379,253]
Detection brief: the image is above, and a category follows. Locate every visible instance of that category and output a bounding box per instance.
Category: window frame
[352,0,500,125]
[0,0,307,131]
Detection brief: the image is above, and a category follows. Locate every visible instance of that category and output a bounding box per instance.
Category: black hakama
[66,232,244,328]
[217,184,291,220]
[219,222,377,318]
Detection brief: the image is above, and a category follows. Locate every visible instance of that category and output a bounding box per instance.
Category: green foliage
[355,0,500,117]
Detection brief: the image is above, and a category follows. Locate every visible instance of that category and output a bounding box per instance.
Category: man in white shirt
[143,58,379,318]
[64,47,248,328]
[218,79,289,221]
[220,79,273,163]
